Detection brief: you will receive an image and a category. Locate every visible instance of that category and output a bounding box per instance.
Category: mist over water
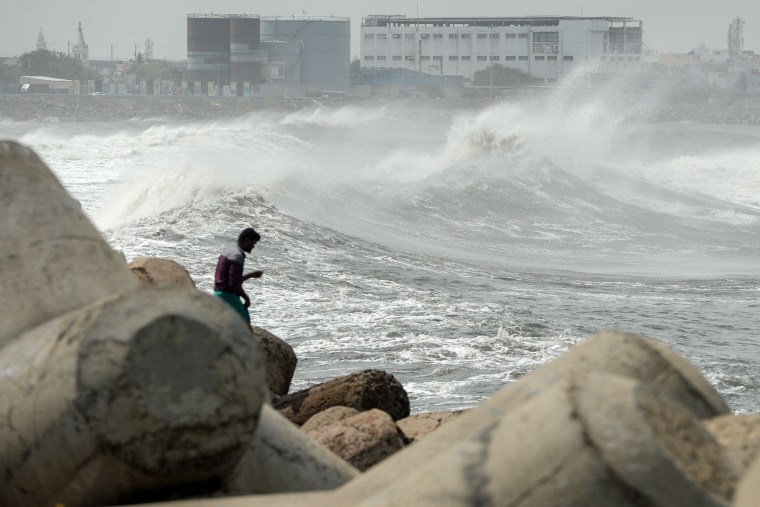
[3,83,759,414]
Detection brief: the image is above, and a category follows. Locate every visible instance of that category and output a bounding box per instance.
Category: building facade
[260,16,350,86]
[360,16,643,82]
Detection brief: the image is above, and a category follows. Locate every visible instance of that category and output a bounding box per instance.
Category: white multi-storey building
[360,16,644,82]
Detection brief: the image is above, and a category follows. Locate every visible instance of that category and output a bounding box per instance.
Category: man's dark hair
[238,227,261,243]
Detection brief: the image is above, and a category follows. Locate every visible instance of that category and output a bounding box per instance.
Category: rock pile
[1,139,759,507]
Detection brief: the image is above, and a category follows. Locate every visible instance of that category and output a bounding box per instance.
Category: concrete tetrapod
[355,372,733,507]
[0,287,268,507]
[734,452,760,507]
[0,140,137,347]
[223,404,360,495]
[332,330,730,503]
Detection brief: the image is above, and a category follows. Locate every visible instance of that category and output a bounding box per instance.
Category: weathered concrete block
[705,413,760,478]
[274,369,410,426]
[397,410,465,444]
[252,326,297,397]
[0,287,267,507]
[307,409,406,471]
[224,404,359,495]
[734,452,760,507]
[0,140,136,346]
[352,373,733,507]
[129,256,196,288]
[333,330,730,503]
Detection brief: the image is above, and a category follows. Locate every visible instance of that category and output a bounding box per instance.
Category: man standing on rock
[214,227,263,325]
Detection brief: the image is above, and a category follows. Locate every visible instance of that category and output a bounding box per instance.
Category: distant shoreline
[1,93,759,124]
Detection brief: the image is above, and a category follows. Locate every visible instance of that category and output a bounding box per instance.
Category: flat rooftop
[362,15,639,27]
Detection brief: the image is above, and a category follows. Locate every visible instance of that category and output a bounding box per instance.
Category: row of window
[365,32,538,40]
[364,55,575,62]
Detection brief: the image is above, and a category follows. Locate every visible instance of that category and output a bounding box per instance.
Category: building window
[376,55,386,60]
[563,55,574,61]
[405,55,415,61]
[533,32,559,43]
[405,33,414,39]
[505,55,516,61]
[518,33,528,39]
[448,33,458,39]
[518,55,528,61]
[461,55,471,60]
[477,33,488,39]
[364,55,374,60]
[477,55,487,61]
[505,33,516,39]
[489,33,499,39]
[449,55,458,60]
[364,34,374,39]
[433,34,443,39]
[379,34,387,39]
[392,33,401,39]
[433,55,442,61]
[421,55,430,60]
[490,56,499,61]
[547,55,557,61]
[421,34,430,39]
[535,55,545,61]
[461,33,470,39]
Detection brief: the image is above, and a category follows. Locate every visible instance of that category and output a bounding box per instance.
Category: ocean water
[2,87,759,415]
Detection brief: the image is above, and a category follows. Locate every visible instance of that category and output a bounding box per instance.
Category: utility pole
[134,43,138,61]
[111,43,117,62]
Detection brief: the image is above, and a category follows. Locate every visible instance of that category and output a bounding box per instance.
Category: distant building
[659,53,699,65]
[72,22,89,67]
[186,14,350,96]
[186,14,266,96]
[360,15,644,83]
[36,28,46,50]
[260,16,350,86]
[20,76,73,94]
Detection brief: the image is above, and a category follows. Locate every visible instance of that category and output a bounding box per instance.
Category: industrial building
[260,16,350,86]
[186,14,264,96]
[360,16,644,82]
[186,14,350,96]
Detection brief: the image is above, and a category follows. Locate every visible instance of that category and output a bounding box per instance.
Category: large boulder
[735,452,760,507]
[274,369,410,426]
[352,373,734,506]
[0,287,267,507]
[301,406,360,433]
[0,140,136,347]
[704,413,760,478]
[252,326,297,397]
[306,409,407,472]
[330,330,732,504]
[128,256,196,288]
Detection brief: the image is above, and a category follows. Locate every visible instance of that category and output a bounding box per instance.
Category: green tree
[472,64,541,87]
[131,60,173,81]
[0,63,19,84]
[17,49,98,81]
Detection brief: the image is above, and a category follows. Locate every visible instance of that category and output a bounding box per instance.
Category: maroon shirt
[214,243,245,292]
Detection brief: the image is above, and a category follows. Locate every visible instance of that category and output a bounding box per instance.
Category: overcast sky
[4,1,760,61]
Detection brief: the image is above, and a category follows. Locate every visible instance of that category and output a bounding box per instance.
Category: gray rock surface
[705,413,760,478]
[397,410,465,444]
[0,140,137,347]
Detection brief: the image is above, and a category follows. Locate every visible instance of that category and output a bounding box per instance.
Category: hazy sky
[4,1,760,60]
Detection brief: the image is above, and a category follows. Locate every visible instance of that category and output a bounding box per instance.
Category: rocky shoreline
[2,93,760,124]
[3,140,760,507]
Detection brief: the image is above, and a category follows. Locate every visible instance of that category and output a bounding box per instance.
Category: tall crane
[728,17,744,59]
